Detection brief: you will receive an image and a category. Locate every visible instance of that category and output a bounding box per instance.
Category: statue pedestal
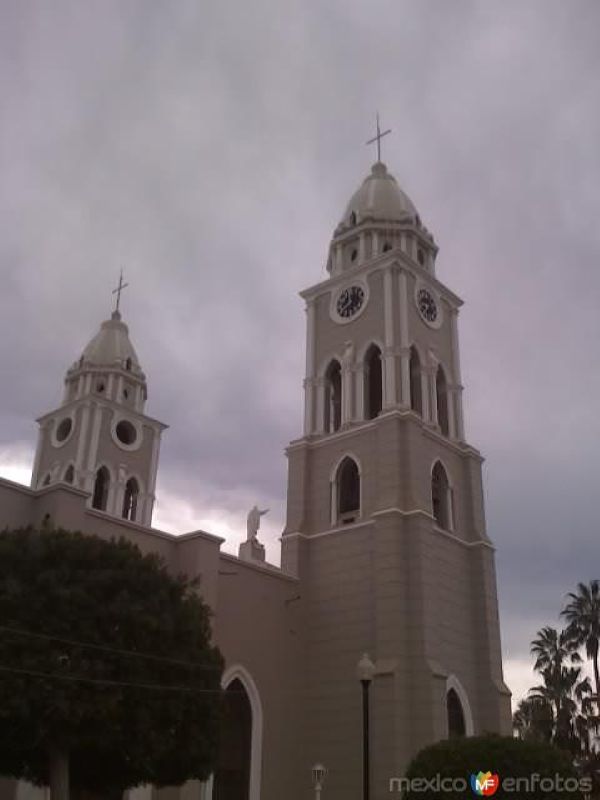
[239,538,266,564]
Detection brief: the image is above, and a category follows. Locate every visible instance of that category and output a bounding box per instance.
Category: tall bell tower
[282,155,511,797]
[31,298,166,527]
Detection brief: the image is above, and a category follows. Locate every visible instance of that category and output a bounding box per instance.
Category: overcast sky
[1,0,599,706]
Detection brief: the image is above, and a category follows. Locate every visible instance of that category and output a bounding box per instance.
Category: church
[0,152,512,799]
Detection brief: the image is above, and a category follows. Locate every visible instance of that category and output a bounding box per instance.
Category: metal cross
[366,113,392,162]
[112,269,129,313]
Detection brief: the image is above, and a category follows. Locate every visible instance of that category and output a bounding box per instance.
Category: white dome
[341,161,417,226]
[80,311,141,372]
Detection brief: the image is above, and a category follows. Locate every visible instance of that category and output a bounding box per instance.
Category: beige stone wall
[213,555,304,800]
[313,270,386,372]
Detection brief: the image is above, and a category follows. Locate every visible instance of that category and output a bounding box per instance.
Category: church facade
[0,158,511,800]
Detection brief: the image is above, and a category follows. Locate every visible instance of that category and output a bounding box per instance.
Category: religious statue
[247,505,269,541]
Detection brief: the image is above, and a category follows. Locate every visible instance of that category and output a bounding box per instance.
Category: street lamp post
[312,763,327,800]
[357,653,375,800]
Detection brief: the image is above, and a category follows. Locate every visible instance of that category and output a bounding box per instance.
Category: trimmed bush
[400,735,584,800]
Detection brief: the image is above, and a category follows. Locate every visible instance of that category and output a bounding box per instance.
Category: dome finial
[111,268,129,316]
[366,112,392,163]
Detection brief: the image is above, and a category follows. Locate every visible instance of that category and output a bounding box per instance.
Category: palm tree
[513,696,553,742]
[531,626,581,675]
[529,626,588,752]
[529,665,591,753]
[562,580,600,697]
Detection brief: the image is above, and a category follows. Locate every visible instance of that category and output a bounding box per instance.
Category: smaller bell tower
[31,295,167,527]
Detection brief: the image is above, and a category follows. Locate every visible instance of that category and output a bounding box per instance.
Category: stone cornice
[36,399,169,432]
[287,408,482,461]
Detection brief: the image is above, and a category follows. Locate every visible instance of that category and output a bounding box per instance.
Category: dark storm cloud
[2,0,600,697]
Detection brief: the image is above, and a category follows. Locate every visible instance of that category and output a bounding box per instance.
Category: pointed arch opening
[336,456,360,524]
[447,689,466,738]
[324,359,342,433]
[217,665,263,800]
[409,347,422,416]
[446,676,474,737]
[431,461,453,530]
[214,678,252,800]
[364,344,383,420]
[122,477,140,522]
[92,466,110,512]
[436,364,449,436]
[63,464,75,484]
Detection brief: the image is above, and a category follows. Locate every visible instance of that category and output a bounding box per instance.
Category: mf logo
[470,771,499,796]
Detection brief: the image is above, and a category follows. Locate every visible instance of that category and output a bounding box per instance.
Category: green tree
[562,580,600,697]
[402,735,583,800]
[0,527,224,799]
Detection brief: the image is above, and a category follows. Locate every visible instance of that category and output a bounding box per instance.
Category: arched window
[364,344,382,420]
[92,467,110,512]
[125,357,132,371]
[409,347,422,416]
[63,464,75,484]
[42,474,51,487]
[122,478,139,522]
[431,461,452,530]
[436,365,449,436]
[324,360,342,433]
[337,457,360,522]
[349,211,357,226]
[214,678,252,799]
[447,689,466,738]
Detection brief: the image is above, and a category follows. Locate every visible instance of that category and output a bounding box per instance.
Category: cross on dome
[112,269,129,316]
[366,113,392,163]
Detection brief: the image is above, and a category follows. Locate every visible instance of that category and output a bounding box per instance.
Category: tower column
[145,427,162,526]
[383,268,396,408]
[450,310,465,440]
[341,342,355,425]
[447,389,457,439]
[85,404,103,493]
[355,364,365,420]
[452,386,465,440]
[372,230,379,258]
[74,402,91,486]
[315,378,326,433]
[398,272,411,408]
[359,232,366,262]
[399,347,411,409]
[425,364,438,426]
[304,301,317,435]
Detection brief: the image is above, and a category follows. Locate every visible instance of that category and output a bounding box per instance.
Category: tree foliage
[562,580,600,696]
[512,580,600,779]
[403,735,582,800]
[0,527,224,796]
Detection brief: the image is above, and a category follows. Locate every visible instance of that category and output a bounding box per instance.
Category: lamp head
[312,763,327,786]
[357,652,376,683]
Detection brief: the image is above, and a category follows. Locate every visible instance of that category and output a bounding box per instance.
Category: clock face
[336,285,365,319]
[417,288,438,323]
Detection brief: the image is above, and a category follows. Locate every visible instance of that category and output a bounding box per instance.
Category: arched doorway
[213,667,262,800]
[446,688,466,738]
[214,679,251,800]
